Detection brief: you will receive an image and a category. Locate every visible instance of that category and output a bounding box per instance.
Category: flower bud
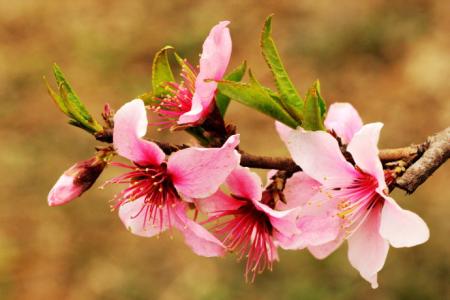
[48,156,107,206]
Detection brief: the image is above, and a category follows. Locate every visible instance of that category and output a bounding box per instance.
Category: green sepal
[217,70,298,128]
[261,15,303,122]
[302,80,325,131]
[152,46,175,98]
[216,61,247,116]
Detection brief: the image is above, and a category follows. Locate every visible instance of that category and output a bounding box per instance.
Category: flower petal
[113,99,165,165]
[380,198,429,248]
[283,190,342,250]
[173,203,226,257]
[297,213,342,247]
[178,21,232,124]
[275,121,293,145]
[324,102,363,144]
[286,128,356,184]
[278,172,321,210]
[48,174,83,206]
[194,190,243,216]
[347,204,389,289]
[308,232,345,259]
[347,123,386,190]
[168,134,240,198]
[226,166,262,201]
[118,197,168,237]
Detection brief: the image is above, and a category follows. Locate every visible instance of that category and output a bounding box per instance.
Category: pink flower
[48,156,107,206]
[108,99,240,257]
[152,21,232,127]
[285,122,429,288]
[197,166,299,281]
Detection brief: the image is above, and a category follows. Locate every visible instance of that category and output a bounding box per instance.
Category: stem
[97,126,449,193]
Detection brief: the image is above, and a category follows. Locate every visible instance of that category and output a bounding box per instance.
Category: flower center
[334,169,385,237]
[149,60,198,128]
[211,198,276,282]
[107,162,179,230]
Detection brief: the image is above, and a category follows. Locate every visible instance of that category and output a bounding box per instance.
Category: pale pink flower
[48,156,107,206]
[197,166,299,281]
[152,21,232,126]
[109,99,240,257]
[286,123,429,288]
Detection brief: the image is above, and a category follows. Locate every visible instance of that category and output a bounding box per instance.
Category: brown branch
[98,126,449,193]
[396,127,450,193]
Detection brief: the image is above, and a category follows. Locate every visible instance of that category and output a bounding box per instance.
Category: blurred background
[0,0,449,299]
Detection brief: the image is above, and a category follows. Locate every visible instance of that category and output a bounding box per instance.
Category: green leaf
[50,64,102,133]
[152,46,175,98]
[217,70,298,128]
[315,80,327,117]
[53,64,94,123]
[216,61,247,116]
[44,76,70,116]
[261,15,303,122]
[302,81,325,131]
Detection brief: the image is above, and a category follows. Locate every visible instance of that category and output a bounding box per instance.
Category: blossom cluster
[47,20,429,288]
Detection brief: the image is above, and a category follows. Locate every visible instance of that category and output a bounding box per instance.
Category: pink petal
[347,123,386,190]
[48,174,83,206]
[284,191,342,250]
[194,190,243,216]
[286,129,356,185]
[297,214,342,247]
[308,232,345,259]
[379,198,429,248]
[275,121,293,145]
[168,134,240,198]
[347,204,389,289]
[178,21,232,124]
[118,197,168,237]
[172,203,226,257]
[324,102,363,144]
[278,172,321,210]
[113,99,165,166]
[226,166,262,201]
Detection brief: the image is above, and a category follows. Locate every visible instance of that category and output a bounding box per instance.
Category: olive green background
[0,0,449,299]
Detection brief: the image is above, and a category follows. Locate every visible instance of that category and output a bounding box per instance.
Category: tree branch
[395,127,450,193]
[99,126,449,194]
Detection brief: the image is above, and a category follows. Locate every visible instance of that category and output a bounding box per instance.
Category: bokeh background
[1,0,449,299]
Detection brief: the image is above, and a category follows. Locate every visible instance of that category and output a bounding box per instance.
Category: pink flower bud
[48,156,107,206]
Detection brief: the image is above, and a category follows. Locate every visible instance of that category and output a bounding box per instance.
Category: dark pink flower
[152,21,232,127]
[197,167,299,281]
[109,99,240,257]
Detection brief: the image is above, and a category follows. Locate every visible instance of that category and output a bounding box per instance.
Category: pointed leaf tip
[152,46,176,99]
[260,15,303,123]
[302,81,325,131]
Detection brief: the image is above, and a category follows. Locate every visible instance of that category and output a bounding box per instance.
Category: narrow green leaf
[261,15,303,122]
[216,61,247,116]
[315,80,327,117]
[44,76,70,116]
[302,81,325,131]
[217,71,298,128]
[52,64,94,123]
[51,64,102,133]
[152,46,175,98]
